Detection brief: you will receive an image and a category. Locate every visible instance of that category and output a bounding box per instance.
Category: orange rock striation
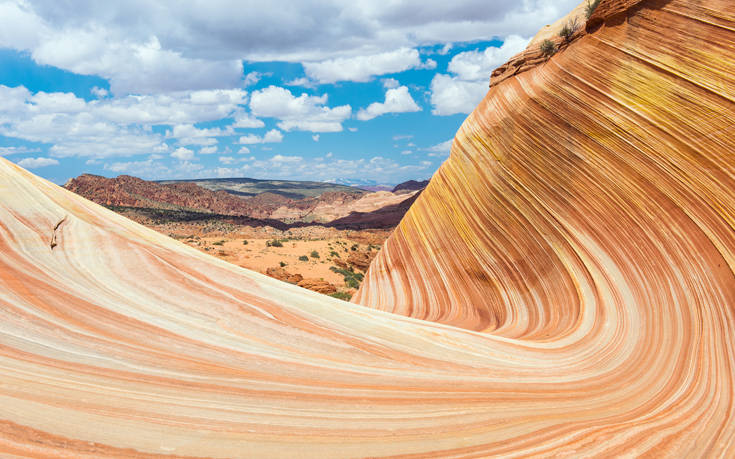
[355,0,735,452]
[0,0,734,456]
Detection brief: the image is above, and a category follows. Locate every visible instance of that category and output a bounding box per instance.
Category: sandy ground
[188,235,378,290]
[112,207,391,299]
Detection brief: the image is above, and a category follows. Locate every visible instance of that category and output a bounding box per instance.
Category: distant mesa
[64,173,254,216]
[358,185,394,192]
[158,176,363,200]
[328,191,420,230]
[392,179,429,193]
[64,173,424,230]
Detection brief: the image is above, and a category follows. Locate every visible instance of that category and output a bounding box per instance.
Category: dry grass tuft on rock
[585,0,601,19]
[559,17,579,42]
[540,39,556,57]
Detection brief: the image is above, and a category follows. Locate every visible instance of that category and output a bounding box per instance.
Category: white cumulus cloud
[430,35,529,116]
[303,48,429,84]
[429,75,487,116]
[357,86,421,121]
[0,85,252,159]
[0,1,579,94]
[17,157,59,168]
[171,147,195,161]
[427,139,454,157]
[448,35,529,81]
[239,129,284,144]
[232,112,265,129]
[250,86,351,132]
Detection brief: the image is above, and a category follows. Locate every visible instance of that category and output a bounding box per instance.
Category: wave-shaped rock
[1,0,735,456]
[355,0,735,452]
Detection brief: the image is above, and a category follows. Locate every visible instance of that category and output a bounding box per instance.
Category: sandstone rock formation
[1,0,734,456]
[269,189,417,223]
[296,278,337,294]
[328,191,421,229]
[354,0,735,452]
[391,179,429,193]
[65,173,418,227]
[266,268,337,294]
[65,173,255,215]
[346,250,376,271]
[333,258,349,269]
[265,266,303,284]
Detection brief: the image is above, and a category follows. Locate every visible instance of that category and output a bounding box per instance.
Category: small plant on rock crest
[540,39,556,57]
[559,17,579,41]
[586,0,601,19]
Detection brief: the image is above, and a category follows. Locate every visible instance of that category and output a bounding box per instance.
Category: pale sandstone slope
[1,0,735,457]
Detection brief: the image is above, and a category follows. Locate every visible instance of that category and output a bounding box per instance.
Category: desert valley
[64,173,426,298]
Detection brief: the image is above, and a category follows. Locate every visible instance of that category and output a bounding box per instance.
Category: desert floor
[142,220,390,299]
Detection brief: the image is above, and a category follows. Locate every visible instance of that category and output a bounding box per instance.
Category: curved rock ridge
[490,0,652,88]
[0,158,526,457]
[355,0,735,451]
[1,0,735,457]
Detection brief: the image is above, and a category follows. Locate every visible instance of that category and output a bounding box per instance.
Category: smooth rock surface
[1,0,734,457]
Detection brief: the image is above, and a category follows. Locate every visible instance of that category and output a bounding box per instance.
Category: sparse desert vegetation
[540,39,556,57]
[108,204,389,300]
[559,17,579,41]
[586,0,601,19]
[65,174,426,300]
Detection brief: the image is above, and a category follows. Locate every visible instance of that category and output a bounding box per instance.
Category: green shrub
[585,0,601,19]
[242,239,248,245]
[330,266,363,289]
[298,255,309,262]
[329,250,340,258]
[559,18,579,41]
[279,261,286,267]
[540,39,556,57]
[212,240,225,246]
[310,250,320,258]
[266,239,283,247]
[329,291,353,301]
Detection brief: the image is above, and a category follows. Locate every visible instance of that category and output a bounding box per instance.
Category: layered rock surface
[1,0,735,457]
[65,173,256,215]
[355,0,735,452]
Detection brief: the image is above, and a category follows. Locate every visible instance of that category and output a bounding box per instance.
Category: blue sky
[0,0,578,186]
